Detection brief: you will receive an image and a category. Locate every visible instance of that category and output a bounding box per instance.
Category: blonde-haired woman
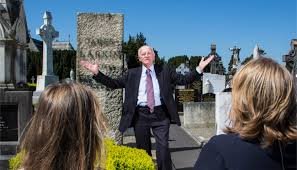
[21,82,107,170]
[195,57,297,170]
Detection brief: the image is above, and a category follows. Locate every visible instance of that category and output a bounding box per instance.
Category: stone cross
[36,11,59,76]
[31,76,35,83]
[176,63,190,75]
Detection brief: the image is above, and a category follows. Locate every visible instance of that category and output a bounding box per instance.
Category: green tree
[167,55,189,69]
[241,55,253,65]
[27,50,42,82]
[53,50,76,80]
[189,56,203,71]
[27,50,76,81]
[241,49,266,65]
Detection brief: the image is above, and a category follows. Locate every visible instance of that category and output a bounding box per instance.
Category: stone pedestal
[35,75,58,91]
[33,75,58,104]
[183,102,215,128]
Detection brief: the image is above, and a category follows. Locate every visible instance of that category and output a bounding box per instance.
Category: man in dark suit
[80,45,214,170]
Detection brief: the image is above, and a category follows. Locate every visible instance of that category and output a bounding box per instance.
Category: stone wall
[77,13,124,141]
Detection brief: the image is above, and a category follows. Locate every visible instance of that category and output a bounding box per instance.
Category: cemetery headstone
[202,73,226,94]
[175,89,199,113]
[31,76,35,84]
[77,13,124,142]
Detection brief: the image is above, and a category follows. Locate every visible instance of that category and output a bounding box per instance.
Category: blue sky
[24,0,296,67]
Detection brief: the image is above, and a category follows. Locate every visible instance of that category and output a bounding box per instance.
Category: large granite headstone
[77,13,124,142]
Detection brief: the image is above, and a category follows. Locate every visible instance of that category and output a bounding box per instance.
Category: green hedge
[9,139,155,170]
[105,139,155,170]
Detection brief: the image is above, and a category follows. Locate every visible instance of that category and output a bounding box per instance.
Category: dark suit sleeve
[194,138,226,170]
[169,66,202,85]
[92,70,127,89]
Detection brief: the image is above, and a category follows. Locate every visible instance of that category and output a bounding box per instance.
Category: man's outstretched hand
[79,60,99,75]
[198,55,215,72]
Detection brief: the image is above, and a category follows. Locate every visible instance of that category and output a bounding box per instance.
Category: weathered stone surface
[215,92,231,135]
[77,13,124,142]
[202,73,226,94]
[0,0,28,86]
[183,102,215,128]
[34,11,59,93]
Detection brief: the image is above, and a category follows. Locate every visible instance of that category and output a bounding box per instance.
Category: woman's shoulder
[204,133,247,153]
[207,133,239,144]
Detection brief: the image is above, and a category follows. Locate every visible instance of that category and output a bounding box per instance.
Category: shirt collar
[142,64,155,73]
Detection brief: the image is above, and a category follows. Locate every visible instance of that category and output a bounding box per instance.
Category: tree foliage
[27,50,76,81]
[241,49,266,65]
[53,50,76,80]
[189,56,203,71]
[27,50,42,82]
[167,55,189,69]
[241,55,253,65]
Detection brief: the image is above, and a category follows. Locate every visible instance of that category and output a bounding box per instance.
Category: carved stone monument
[77,13,124,141]
[229,46,241,72]
[0,1,32,169]
[283,39,297,77]
[208,44,225,75]
[0,0,28,88]
[35,11,59,92]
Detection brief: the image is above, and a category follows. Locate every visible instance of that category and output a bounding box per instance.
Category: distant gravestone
[202,73,226,94]
[175,89,199,113]
[31,76,35,84]
[176,63,190,75]
[77,13,124,142]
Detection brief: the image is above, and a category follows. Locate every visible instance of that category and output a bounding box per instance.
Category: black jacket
[93,64,201,132]
[194,134,296,170]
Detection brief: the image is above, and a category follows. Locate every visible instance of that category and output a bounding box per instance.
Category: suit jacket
[93,64,202,132]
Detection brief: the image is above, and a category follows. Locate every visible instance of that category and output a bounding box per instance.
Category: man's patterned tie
[146,69,155,113]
